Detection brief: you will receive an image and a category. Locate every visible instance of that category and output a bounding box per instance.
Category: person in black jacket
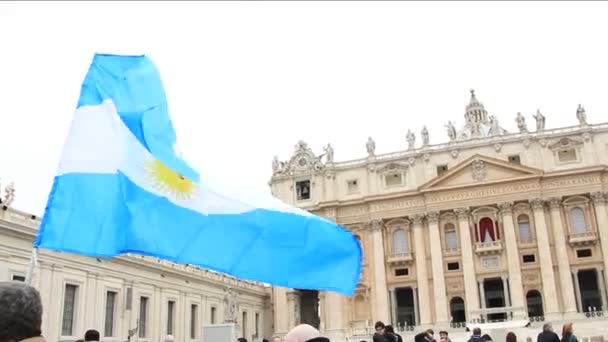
[537,323,560,342]
[384,325,401,342]
[415,329,435,342]
[373,321,387,342]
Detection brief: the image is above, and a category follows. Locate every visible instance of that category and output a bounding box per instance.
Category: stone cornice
[298,167,608,219]
[0,228,268,296]
[274,123,608,175]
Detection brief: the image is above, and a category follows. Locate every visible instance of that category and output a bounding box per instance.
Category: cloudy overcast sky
[1,1,608,215]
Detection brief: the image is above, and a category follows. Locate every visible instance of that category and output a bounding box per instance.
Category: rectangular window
[12,275,25,282]
[522,254,536,263]
[447,262,460,271]
[190,304,198,339]
[519,220,532,242]
[104,291,117,337]
[436,164,449,176]
[395,268,408,276]
[558,149,577,162]
[255,312,260,338]
[210,307,217,324]
[347,179,359,193]
[139,297,149,338]
[296,180,311,201]
[242,311,248,338]
[445,229,458,249]
[576,249,592,258]
[385,172,403,187]
[167,301,175,335]
[508,155,521,165]
[62,284,78,336]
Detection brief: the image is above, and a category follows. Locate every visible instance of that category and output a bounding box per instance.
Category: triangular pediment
[420,154,543,190]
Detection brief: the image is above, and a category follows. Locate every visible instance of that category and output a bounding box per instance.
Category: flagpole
[24,247,38,286]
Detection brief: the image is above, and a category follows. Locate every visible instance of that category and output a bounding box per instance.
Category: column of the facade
[323,292,345,340]
[413,214,432,326]
[478,280,486,322]
[478,281,486,306]
[370,219,390,323]
[573,270,582,312]
[530,198,560,319]
[498,202,526,319]
[455,207,480,320]
[389,288,398,325]
[413,287,420,326]
[272,287,289,335]
[597,268,608,311]
[426,211,449,326]
[502,277,511,307]
[548,197,578,317]
[591,192,608,294]
[286,290,300,329]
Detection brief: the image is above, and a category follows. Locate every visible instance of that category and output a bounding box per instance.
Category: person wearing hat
[283,324,329,342]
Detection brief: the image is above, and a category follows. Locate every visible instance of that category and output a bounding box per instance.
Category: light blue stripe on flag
[35,54,361,295]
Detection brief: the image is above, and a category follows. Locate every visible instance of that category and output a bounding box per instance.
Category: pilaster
[369,219,390,323]
[530,198,560,319]
[455,207,480,320]
[426,211,449,325]
[548,197,578,317]
[413,214,431,326]
[590,192,608,299]
[498,202,526,319]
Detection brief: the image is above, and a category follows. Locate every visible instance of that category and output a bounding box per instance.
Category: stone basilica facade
[269,91,608,340]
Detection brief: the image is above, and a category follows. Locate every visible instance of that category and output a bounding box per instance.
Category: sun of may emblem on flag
[144,158,197,199]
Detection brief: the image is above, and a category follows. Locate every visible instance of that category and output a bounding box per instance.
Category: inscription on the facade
[543,176,601,189]
[338,205,369,217]
[426,182,540,203]
[370,198,424,212]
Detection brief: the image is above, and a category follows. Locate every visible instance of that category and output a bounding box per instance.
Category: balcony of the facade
[386,252,415,265]
[474,241,503,255]
[568,231,598,247]
[443,247,461,256]
[468,306,527,324]
[518,238,537,248]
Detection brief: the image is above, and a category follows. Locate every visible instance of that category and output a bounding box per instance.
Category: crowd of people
[369,321,579,342]
[0,281,582,342]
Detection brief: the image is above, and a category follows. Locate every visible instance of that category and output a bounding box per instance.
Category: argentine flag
[35,54,361,295]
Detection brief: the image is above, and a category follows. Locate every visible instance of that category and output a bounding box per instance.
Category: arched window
[450,297,466,323]
[518,214,532,242]
[354,295,366,320]
[444,223,458,249]
[479,217,496,242]
[570,207,587,234]
[393,229,408,254]
[526,290,544,318]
